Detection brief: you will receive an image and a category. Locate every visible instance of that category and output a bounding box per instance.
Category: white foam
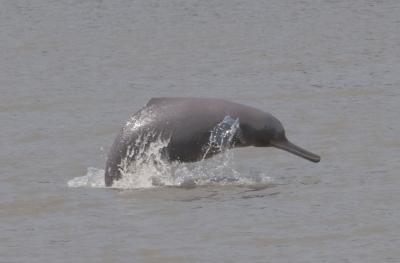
[68,167,106,188]
[68,157,272,189]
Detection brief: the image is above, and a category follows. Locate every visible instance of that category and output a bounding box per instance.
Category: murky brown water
[1,0,399,262]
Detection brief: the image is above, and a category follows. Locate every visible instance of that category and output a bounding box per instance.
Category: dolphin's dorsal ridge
[146,97,186,107]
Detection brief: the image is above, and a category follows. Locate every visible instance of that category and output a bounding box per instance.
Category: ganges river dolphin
[105,97,320,186]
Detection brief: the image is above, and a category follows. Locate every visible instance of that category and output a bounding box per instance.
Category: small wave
[68,167,106,188]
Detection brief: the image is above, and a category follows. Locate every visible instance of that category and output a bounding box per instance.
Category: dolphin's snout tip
[309,155,321,163]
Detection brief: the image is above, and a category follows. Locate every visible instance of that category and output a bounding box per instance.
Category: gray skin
[105,97,320,187]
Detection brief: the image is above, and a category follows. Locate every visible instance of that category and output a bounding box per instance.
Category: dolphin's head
[252,114,320,163]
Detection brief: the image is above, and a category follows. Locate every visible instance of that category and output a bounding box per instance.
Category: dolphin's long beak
[270,139,320,163]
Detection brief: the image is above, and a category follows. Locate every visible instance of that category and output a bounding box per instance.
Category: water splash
[112,133,172,189]
[125,105,157,132]
[68,115,272,189]
[202,115,240,159]
[68,167,105,188]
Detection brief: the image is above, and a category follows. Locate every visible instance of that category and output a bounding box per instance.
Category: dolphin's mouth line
[270,139,321,163]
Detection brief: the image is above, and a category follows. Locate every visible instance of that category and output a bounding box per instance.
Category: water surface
[1,0,399,262]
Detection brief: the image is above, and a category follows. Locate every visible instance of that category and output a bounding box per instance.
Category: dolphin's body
[105,97,320,186]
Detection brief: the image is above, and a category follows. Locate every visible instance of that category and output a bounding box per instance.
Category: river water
[1,0,400,262]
